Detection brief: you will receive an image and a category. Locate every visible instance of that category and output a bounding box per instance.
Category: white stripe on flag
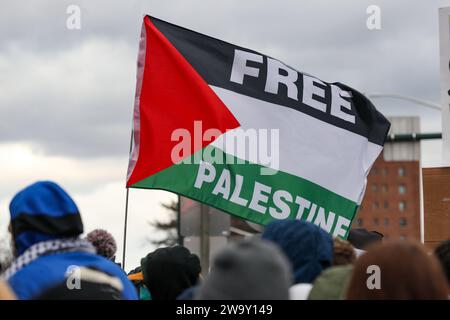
[210,86,382,204]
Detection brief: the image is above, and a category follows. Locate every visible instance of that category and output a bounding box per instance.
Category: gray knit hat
[196,238,293,300]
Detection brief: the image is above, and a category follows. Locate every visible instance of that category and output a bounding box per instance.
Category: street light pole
[365,93,441,111]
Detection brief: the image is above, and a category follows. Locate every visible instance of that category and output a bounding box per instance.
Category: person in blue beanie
[262,220,333,285]
[2,181,137,300]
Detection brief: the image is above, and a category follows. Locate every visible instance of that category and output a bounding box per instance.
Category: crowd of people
[0,181,449,300]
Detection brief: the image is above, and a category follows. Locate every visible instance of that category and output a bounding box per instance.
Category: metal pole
[177,195,183,246]
[365,93,441,111]
[386,132,442,142]
[200,203,210,273]
[122,188,130,270]
[122,130,134,271]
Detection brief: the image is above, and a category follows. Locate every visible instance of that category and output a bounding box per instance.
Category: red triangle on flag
[127,17,240,187]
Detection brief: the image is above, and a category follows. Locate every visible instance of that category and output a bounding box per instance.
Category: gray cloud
[0,0,447,158]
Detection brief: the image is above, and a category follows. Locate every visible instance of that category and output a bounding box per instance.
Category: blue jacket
[9,251,137,300]
[6,181,137,300]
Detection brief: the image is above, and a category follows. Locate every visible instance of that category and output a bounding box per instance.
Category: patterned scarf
[1,237,96,280]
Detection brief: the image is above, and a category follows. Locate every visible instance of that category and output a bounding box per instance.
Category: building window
[372,168,378,175]
[400,235,407,240]
[399,201,406,212]
[398,184,406,194]
[398,167,405,177]
[374,218,379,226]
[382,184,388,193]
[384,201,389,209]
[399,217,407,227]
[371,184,378,192]
[372,202,380,210]
[382,168,388,176]
[357,219,363,227]
[384,218,389,226]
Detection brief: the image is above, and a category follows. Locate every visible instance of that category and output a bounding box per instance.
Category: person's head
[262,220,333,284]
[86,229,117,260]
[196,238,292,300]
[9,181,84,256]
[346,240,449,300]
[141,246,201,300]
[434,237,450,285]
[333,237,356,266]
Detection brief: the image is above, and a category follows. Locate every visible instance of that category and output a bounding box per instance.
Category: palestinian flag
[126,16,390,238]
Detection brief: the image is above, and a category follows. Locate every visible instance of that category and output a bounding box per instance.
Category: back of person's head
[346,240,449,300]
[86,229,117,260]
[333,237,356,266]
[141,246,201,300]
[262,220,332,284]
[434,237,450,286]
[196,238,292,300]
[4,182,138,301]
[9,181,84,255]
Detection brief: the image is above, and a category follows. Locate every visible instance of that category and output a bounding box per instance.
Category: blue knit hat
[262,220,333,284]
[9,181,84,255]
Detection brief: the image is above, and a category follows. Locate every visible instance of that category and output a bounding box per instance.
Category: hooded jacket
[262,220,333,284]
[5,181,137,300]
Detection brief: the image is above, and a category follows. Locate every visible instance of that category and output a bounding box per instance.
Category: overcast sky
[1,0,449,271]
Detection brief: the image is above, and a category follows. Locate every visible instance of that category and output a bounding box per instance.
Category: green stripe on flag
[131,145,358,238]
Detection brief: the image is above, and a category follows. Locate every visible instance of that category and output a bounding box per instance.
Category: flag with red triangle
[126,16,390,238]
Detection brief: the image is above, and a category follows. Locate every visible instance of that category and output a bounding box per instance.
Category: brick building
[353,116,421,241]
[354,152,421,240]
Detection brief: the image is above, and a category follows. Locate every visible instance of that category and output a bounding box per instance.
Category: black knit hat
[141,246,201,300]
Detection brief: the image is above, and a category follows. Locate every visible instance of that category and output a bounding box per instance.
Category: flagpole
[122,188,130,270]
[122,130,134,271]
